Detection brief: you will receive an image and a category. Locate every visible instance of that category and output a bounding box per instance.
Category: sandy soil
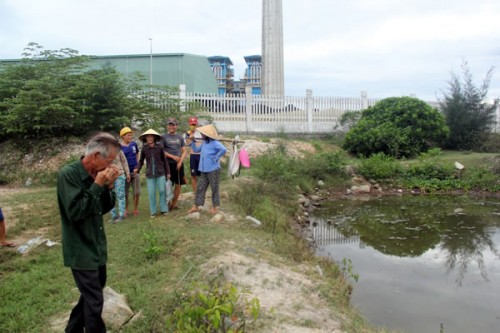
[2,138,350,331]
[204,249,345,332]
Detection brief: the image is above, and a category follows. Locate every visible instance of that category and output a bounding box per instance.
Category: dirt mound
[204,250,344,332]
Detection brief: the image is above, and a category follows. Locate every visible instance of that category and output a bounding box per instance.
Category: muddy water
[312,195,500,333]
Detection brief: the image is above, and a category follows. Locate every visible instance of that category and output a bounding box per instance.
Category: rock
[317,180,325,187]
[454,161,465,170]
[297,195,308,205]
[210,213,224,223]
[50,286,135,332]
[309,195,321,201]
[186,212,200,220]
[246,215,262,226]
[351,184,371,194]
[102,286,135,330]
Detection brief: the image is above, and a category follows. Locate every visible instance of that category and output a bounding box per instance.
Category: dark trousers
[66,265,107,333]
[194,170,221,207]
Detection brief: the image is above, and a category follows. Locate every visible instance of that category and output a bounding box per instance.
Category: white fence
[179,86,442,134]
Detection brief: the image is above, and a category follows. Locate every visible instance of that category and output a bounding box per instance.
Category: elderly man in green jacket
[57,132,121,333]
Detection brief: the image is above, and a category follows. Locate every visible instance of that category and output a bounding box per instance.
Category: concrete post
[306,89,313,133]
[361,90,368,109]
[245,87,253,133]
[179,84,186,112]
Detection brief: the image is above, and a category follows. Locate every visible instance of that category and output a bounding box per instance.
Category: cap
[119,127,132,137]
[188,116,198,125]
[166,118,178,125]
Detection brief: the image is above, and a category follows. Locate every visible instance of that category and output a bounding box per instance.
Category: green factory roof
[89,53,218,94]
[1,53,219,94]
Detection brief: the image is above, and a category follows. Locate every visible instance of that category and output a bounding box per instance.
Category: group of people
[56,116,227,332]
[136,116,227,218]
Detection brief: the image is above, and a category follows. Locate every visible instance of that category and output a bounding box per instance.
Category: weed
[142,228,164,260]
[357,152,402,180]
[166,280,260,332]
[340,258,359,282]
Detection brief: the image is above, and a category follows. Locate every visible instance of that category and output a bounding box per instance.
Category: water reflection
[313,195,500,333]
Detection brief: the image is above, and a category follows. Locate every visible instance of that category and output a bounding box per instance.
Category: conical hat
[139,129,161,140]
[197,124,220,140]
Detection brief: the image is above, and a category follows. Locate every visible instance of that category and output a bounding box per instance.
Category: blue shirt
[121,141,139,173]
[190,139,227,173]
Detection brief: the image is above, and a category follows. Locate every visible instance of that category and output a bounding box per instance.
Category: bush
[343,97,449,158]
[403,148,455,181]
[166,281,260,332]
[357,152,403,180]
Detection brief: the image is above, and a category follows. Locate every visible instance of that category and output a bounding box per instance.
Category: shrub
[343,97,449,158]
[357,152,402,180]
[166,281,260,332]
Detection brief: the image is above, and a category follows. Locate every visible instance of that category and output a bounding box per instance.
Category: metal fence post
[245,87,253,133]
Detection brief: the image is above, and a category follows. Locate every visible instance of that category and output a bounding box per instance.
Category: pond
[311,194,500,333]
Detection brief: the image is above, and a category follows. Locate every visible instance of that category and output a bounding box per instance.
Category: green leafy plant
[343,96,449,158]
[340,258,359,282]
[166,281,260,332]
[440,60,498,150]
[142,229,163,260]
[357,152,402,180]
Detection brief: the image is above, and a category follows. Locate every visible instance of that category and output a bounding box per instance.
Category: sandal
[133,210,139,215]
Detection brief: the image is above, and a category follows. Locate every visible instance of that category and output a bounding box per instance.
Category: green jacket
[57,159,115,270]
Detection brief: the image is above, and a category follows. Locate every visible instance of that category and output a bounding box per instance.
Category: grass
[0,183,374,332]
[3,137,496,332]
[0,188,254,331]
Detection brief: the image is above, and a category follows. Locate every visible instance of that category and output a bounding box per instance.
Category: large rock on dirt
[49,286,136,332]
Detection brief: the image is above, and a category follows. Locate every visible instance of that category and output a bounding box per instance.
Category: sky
[1,0,499,101]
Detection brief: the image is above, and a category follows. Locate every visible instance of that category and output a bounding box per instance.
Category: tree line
[342,61,499,156]
[0,43,191,142]
[1,44,498,155]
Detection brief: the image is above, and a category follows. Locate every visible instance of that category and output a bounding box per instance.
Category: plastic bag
[166,179,174,203]
[239,147,250,168]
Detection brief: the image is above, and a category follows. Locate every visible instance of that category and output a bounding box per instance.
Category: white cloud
[1,0,499,100]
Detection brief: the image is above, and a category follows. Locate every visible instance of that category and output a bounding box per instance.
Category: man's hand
[95,166,120,187]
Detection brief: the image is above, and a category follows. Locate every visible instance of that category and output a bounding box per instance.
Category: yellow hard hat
[120,127,132,137]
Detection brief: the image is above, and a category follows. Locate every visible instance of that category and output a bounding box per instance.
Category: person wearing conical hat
[187,124,227,215]
[136,129,171,218]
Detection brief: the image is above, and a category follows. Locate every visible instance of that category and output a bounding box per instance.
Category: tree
[342,97,449,158]
[0,44,157,140]
[439,61,498,150]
